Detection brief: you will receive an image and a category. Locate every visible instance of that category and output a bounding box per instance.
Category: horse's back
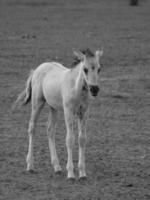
[32,62,67,84]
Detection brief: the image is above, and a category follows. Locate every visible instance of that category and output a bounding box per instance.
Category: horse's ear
[95,48,103,60]
[73,50,85,61]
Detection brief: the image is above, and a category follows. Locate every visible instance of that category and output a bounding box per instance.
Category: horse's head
[74,48,103,97]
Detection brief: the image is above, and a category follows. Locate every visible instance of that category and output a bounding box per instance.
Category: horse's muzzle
[89,85,99,97]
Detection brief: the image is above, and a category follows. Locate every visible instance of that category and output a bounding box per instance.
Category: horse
[14,48,103,179]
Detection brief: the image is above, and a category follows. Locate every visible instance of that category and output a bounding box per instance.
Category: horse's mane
[71,48,94,67]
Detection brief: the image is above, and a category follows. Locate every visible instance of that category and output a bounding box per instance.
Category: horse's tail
[13,70,34,109]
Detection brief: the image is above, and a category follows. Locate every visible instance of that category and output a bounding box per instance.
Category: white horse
[15,48,103,179]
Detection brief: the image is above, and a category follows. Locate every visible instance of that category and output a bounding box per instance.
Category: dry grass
[0,0,150,199]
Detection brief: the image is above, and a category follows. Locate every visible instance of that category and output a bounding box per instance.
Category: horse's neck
[75,63,88,95]
[74,63,83,90]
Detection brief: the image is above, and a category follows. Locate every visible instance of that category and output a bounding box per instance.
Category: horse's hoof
[27,169,36,174]
[55,170,63,176]
[79,176,87,182]
[67,177,76,184]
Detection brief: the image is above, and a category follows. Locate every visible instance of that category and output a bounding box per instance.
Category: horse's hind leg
[47,107,62,173]
[26,96,44,171]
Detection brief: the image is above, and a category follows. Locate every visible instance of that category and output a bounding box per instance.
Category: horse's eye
[98,68,101,73]
[84,68,88,74]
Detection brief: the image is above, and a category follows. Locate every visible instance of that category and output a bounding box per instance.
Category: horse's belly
[43,74,63,109]
[45,92,63,109]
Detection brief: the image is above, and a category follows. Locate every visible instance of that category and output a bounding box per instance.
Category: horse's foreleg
[64,108,75,179]
[47,108,61,173]
[26,100,44,171]
[78,113,88,178]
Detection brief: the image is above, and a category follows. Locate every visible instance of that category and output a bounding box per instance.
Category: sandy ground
[0,0,150,199]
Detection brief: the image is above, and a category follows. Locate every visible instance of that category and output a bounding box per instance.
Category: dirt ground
[0,0,150,199]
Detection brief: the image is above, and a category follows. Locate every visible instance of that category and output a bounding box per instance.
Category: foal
[15,48,103,179]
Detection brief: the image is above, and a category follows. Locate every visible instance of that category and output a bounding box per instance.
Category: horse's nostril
[89,85,99,96]
[95,86,99,93]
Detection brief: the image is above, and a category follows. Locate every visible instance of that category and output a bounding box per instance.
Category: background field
[0,0,150,199]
